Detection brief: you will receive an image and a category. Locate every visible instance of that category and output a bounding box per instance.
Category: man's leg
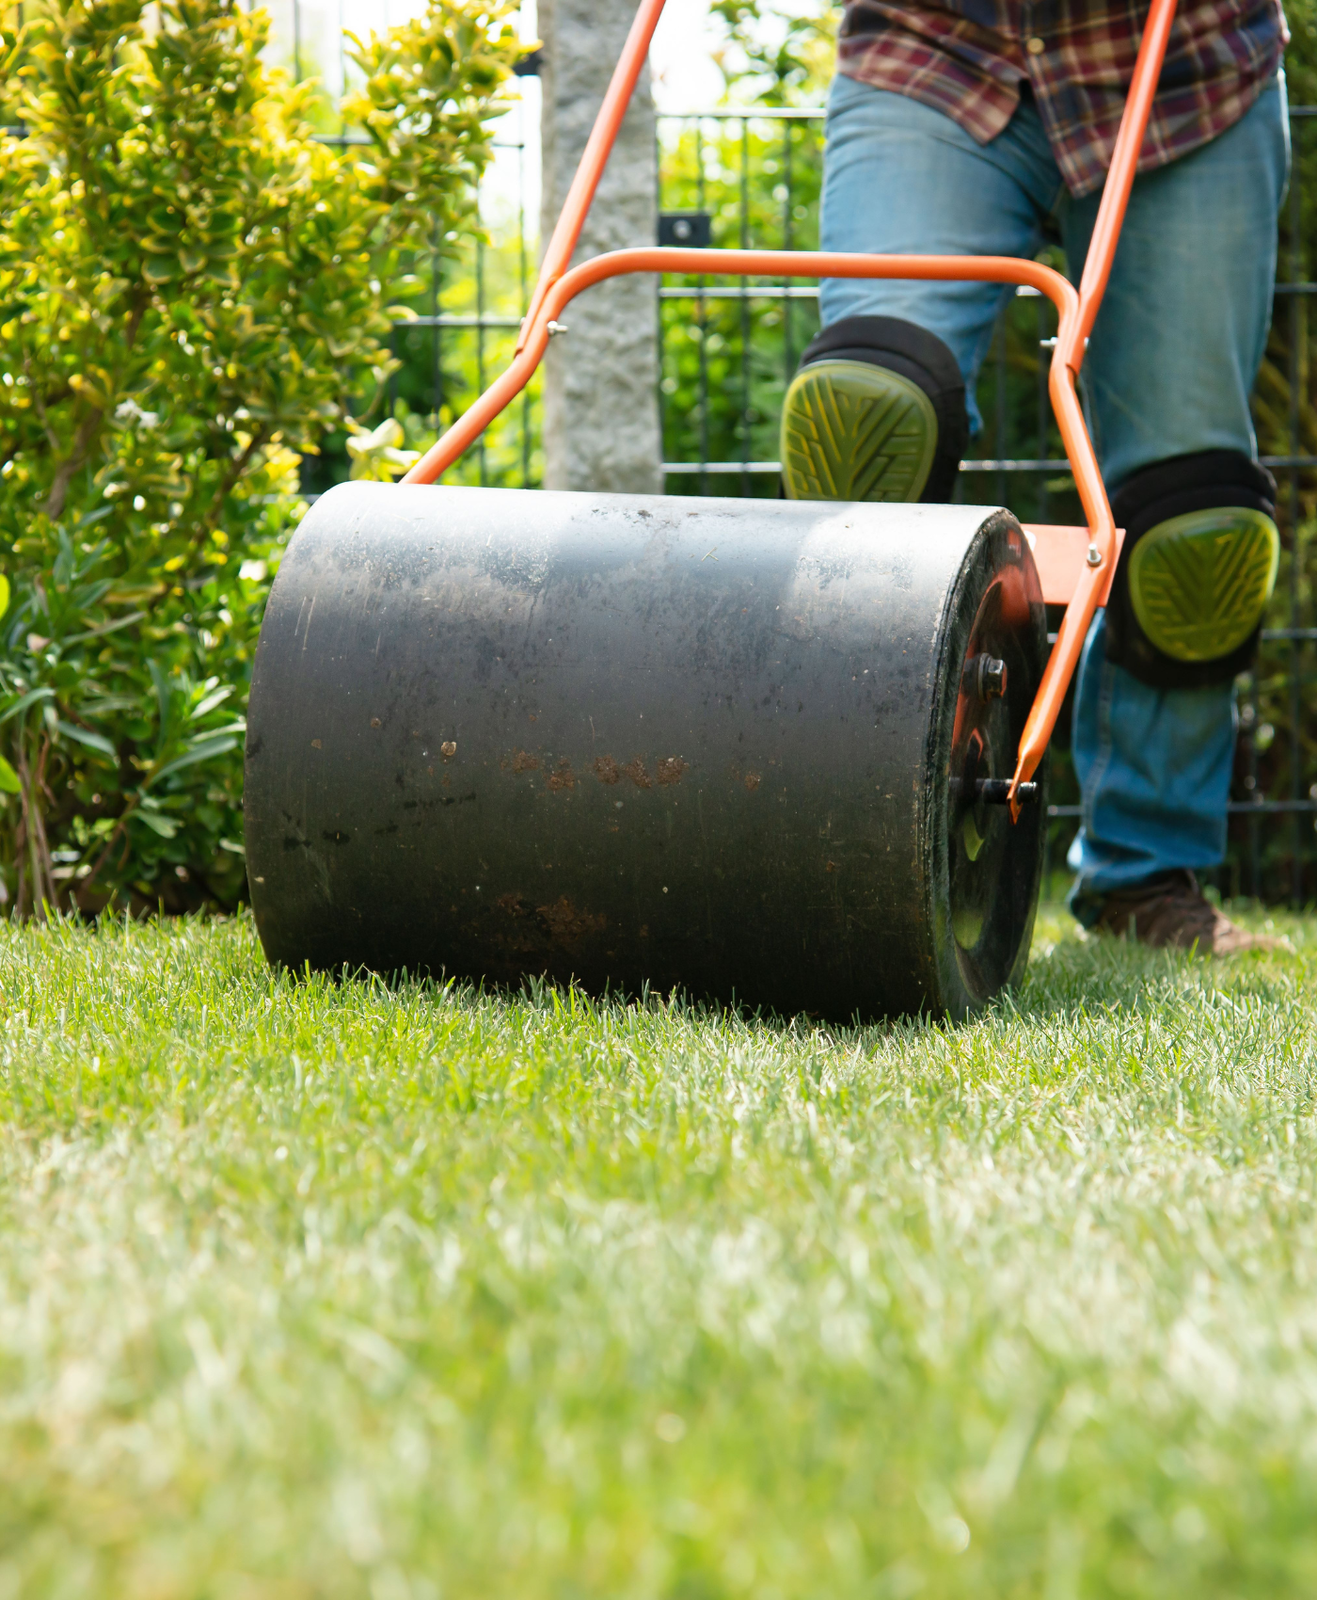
[1058,79,1290,933]
[786,76,1064,501]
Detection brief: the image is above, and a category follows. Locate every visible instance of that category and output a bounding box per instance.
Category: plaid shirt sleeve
[837,0,1288,196]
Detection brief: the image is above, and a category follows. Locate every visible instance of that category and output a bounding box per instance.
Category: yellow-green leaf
[0,754,20,795]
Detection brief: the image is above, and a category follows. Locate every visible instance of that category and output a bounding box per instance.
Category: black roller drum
[244,484,1048,1020]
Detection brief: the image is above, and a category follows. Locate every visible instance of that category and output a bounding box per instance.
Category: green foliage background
[0,0,519,917]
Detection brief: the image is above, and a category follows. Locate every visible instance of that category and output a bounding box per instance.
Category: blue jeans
[818,74,1289,915]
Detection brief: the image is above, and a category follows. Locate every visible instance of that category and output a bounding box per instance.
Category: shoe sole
[1128,506,1280,662]
[780,359,937,502]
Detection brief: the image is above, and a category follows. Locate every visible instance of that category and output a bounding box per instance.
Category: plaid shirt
[838,1,1287,195]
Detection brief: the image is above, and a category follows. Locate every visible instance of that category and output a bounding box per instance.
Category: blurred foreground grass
[3,905,1317,1597]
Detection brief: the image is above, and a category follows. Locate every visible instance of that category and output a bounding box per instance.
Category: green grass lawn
[3,904,1317,1597]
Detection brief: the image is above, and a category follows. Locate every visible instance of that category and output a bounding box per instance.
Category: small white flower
[114,398,159,429]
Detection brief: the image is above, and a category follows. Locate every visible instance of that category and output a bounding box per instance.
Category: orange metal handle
[403,0,1180,818]
[1018,0,1178,812]
[406,248,1082,479]
[515,0,668,353]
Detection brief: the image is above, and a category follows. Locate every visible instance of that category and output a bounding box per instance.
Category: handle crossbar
[401,0,1180,814]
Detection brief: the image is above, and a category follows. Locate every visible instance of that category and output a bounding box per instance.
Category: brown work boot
[1092,870,1284,955]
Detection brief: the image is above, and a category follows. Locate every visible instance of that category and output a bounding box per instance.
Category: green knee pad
[780,360,938,503]
[779,315,968,504]
[1127,506,1279,663]
[1105,451,1280,688]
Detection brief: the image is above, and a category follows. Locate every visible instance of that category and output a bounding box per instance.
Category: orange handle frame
[402,0,1179,815]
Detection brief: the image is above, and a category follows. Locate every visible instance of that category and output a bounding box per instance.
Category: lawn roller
[243,0,1175,1020]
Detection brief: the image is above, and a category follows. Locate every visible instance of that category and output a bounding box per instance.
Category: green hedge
[0,0,519,917]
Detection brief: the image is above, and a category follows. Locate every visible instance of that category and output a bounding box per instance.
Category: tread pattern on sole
[1128,507,1280,662]
[780,360,937,502]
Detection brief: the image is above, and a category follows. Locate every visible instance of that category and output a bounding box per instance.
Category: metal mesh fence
[300,120,541,495]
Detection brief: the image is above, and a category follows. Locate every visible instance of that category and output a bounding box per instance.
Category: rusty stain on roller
[536,896,606,941]
[245,486,1046,1019]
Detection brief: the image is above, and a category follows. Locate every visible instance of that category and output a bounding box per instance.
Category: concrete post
[538,0,662,493]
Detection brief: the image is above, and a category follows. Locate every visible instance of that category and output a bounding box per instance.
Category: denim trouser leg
[819,75,1064,433]
[1056,79,1289,489]
[1066,613,1241,923]
[817,73,1289,911]
[1062,81,1288,910]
